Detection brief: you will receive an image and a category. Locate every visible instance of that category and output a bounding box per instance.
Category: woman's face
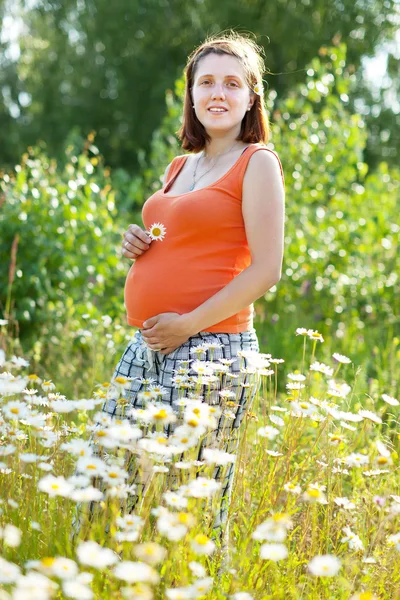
[191,53,254,136]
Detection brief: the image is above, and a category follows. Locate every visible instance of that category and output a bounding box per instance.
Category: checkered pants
[76,327,260,545]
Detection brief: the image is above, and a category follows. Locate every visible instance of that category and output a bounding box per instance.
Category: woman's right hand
[121,224,152,260]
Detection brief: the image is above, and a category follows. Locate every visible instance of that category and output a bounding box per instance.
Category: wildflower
[190,534,216,556]
[363,469,390,477]
[334,497,356,509]
[62,579,93,599]
[146,403,177,427]
[2,400,29,420]
[231,593,254,600]
[257,425,280,440]
[327,381,351,398]
[252,519,287,543]
[147,222,166,241]
[192,577,213,595]
[284,482,301,495]
[343,453,369,467]
[113,561,160,584]
[295,328,308,336]
[148,384,169,398]
[310,361,334,376]
[373,495,386,507]
[0,556,21,583]
[288,372,306,382]
[387,532,400,550]
[36,557,79,580]
[303,484,328,504]
[260,543,288,561]
[307,554,341,576]
[286,382,305,391]
[12,572,59,598]
[71,487,104,502]
[50,399,76,413]
[76,456,108,477]
[329,433,345,445]
[108,422,142,444]
[38,475,74,498]
[350,593,378,600]
[41,380,56,392]
[291,401,320,418]
[61,439,94,457]
[202,448,236,466]
[184,477,221,498]
[341,526,364,551]
[188,561,207,577]
[332,353,351,364]
[0,524,22,547]
[381,393,399,406]
[76,541,119,568]
[359,410,382,424]
[189,346,207,359]
[133,542,167,566]
[253,82,264,95]
[308,330,324,343]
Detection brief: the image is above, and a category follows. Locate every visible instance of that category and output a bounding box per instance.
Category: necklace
[189,141,240,192]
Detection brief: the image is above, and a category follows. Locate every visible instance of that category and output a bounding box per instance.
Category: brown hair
[177,31,270,152]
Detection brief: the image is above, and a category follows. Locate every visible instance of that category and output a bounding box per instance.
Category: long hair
[177,31,270,153]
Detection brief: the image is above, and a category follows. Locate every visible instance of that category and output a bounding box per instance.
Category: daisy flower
[308,554,341,576]
[76,541,119,569]
[332,353,351,364]
[308,330,324,343]
[147,222,166,241]
[303,484,328,504]
[284,482,301,495]
[133,543,167,566]
[359,410,382,424]
[253,82,264,95]
[341,526,364,551]
[295,328,308,336]
[381,393,399,406]
[190,534,216,556]
[310,361,334,376]
[260,543,288,561]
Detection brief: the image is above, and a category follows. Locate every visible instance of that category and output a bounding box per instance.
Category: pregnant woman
[103,32,285,557]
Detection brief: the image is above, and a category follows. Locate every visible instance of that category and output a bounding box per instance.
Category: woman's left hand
[140,312,195,355]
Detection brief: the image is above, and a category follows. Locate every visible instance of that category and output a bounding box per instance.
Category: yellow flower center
[152,227,161,236]
[195,534,209,545]
[154,410,168,420]
[377,456,388,464]
[178,513,189,523]
[307,489,321,498]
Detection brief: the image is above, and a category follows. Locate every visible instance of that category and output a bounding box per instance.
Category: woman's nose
[211,85,225,99]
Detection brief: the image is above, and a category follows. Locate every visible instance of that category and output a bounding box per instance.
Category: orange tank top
[124,142,284,333]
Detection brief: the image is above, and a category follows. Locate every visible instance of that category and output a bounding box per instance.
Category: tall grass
[0,324,399,599]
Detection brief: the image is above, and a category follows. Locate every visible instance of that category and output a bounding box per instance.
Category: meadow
[0,320,399,599]
[0,43,399,599]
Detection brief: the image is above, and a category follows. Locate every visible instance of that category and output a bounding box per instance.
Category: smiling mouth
[208,109,228,114]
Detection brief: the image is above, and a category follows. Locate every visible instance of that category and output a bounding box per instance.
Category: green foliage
[0,135,127,346]
[1,1,399,171]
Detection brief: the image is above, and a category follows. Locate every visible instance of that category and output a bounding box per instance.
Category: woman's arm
[181,149,285,335]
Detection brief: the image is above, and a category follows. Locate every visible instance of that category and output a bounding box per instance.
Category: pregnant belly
[124,253,234,327]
